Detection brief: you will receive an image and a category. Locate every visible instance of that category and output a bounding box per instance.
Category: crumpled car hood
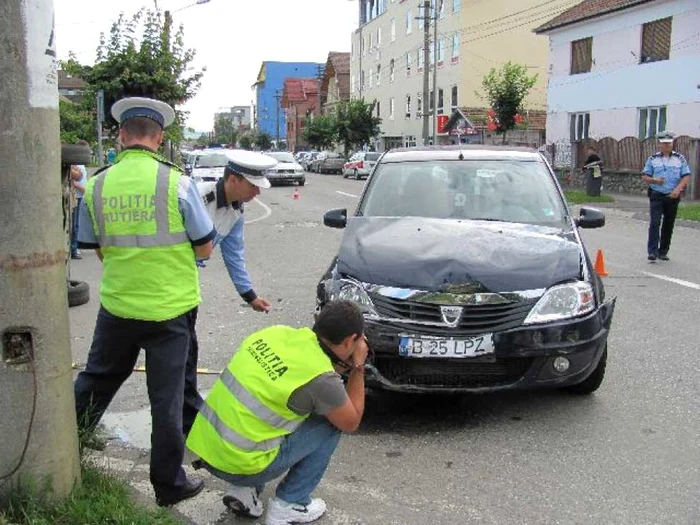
[336,217,584,293]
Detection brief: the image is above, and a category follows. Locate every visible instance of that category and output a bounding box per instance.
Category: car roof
[380,145,542,163]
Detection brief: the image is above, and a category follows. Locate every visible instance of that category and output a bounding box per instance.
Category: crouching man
[186,300,368,525]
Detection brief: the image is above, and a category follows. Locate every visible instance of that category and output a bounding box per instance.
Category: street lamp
[172,0,211,14]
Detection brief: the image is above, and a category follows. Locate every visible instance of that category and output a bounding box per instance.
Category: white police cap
[224,150,278,189]
[111,97,176,129]
[656,130,675,143]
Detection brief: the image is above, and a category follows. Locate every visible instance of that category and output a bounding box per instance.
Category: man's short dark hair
[223,166,244,182]
[121,117,163,140]
[313,301,365,345]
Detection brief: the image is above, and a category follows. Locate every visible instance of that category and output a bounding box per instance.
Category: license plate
[398,335,494,358]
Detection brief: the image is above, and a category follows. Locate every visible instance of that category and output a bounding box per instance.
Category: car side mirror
[324,208,347,229]
[575,207,605,229]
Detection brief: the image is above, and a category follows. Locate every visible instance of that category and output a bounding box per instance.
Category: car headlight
[323,279,377,315]
[523,281,595,325]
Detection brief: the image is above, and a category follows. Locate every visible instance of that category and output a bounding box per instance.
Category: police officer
[642,130,691,261]
[186,301,368,525]
[182,150,278,436]
[74,97,216,506]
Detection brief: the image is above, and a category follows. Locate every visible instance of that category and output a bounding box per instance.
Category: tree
[196,133,210,147]
[214,116,237,146]
[62,8,205,145]
[254,131,273,151]
[59,98,96,145]
[302,115,337,151]
[480,62,537,143]
[239,133,254,150]
[334,99,382,157]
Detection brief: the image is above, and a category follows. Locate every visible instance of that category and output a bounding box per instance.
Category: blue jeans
[647,190,679,256]
[204,416,341,505]
[71,198,81,255]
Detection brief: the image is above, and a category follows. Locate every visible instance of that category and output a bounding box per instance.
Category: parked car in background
[311,151,346,174]
[265,151,305,186]
[343,151,381,180]
[318,145,615,396]
[190,150,229,183]
[302,152,320,171]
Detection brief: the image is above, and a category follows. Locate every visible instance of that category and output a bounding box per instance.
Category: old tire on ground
[61,144,92,166]
[566,346,606,395]
[68,279,90,307]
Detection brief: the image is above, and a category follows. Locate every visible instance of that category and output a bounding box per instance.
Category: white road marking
[642,271,700,290]
[336,190,359,198]
[245,197,272,224]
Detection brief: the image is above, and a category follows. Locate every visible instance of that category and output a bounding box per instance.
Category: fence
[574,136,693,171]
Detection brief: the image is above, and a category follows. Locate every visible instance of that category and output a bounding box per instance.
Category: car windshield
[267,152,296,163]
[359,159,568,225]
[195,153,229,168]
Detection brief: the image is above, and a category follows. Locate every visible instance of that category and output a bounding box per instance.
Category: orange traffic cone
[292,188,300,200]
[594,249,608,277]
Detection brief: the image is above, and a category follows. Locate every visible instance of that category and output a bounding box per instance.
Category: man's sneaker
[659,253,669,261]
[265,497,327,525]
[647,253,657,261]
[222,484,263,518]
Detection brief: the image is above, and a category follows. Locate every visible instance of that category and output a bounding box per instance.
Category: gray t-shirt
[287,372,348,416]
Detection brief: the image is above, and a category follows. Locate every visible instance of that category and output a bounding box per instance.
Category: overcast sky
[54,0,358,131]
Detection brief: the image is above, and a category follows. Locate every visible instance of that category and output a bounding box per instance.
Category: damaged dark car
[317,146,616,395]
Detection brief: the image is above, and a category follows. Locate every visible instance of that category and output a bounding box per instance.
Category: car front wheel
[565,346,607,395]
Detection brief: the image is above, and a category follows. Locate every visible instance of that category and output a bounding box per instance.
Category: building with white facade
[536,0,700,143]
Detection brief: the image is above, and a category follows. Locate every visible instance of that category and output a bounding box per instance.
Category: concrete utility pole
[0,0,80,499]
[315,63,325,117]
[421,0,431,146]
[273,89,282,150]
[432,3,439,145]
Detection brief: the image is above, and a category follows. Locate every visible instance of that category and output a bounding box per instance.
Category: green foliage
[677,203,700,221]
[564,190,615,204]
[238,133,254,150]
[254,131,273,151]
[302,115,338,151]
[334,99,382,157]
[0,462,182,525]
[214,116,237,146]
[196,133,210,147]
[59,99,96,145]
[480,62,537,138]
[62,8,205,145]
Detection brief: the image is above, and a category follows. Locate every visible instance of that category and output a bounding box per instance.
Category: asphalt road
[68,172,700,525]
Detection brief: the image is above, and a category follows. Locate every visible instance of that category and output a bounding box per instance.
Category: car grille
[272,169,296,174]
[374,357,533,388]
[369,293,536,334]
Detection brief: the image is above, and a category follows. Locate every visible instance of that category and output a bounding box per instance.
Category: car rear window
[195,153,229,168]
[359,160,567,225]
[365,153,380,161]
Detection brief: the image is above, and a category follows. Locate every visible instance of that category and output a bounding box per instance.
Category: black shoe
[647,254,657,261]
[156,478,204,507]
[71,252,83,260]
[659,254,669,261]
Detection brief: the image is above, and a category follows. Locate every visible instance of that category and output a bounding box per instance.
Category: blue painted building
[253,61,322,143]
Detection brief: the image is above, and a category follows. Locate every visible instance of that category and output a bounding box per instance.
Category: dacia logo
[440,306,463,327]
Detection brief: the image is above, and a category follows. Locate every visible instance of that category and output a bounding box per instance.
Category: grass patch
[564,190,615,204]
[0,462,183,525]
[677,203,700,222]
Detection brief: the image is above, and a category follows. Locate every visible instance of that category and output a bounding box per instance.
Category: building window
[570,37,592,74]
[429,90,434,111]
[406,52,412,76]
[369,32,373,51]
[437,38,445,65]
[376,65,381,86]
[641,17,672,63]
[569,112,590,141]
[453,0,461,13]
[451,33,460,63]
[404,135,417,148]
[406,8,412,34]
[451,85,458,109]
[369,67,373,88]
[437,0,445,19]
[418,48,424,70]
[362,37,366,56]
[429,41,434,65]
[360,70,365,91]
[377,28,382,47]
[417,92,423,117]
[391,18,396,41]
[390,59,395,82]
[437,88,444,114]
[390,97,395,120]
[638,106,667,139]
[376,101,381,118]
[406,95,412,119]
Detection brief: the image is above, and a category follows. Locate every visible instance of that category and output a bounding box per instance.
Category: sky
[54,0,358,131]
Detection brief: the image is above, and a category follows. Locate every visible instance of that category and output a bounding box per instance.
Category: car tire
[61,144,92,166]
[299,179,305,186]
[68,279,90,307]
[343,171,348,178]
[566,346,607,395]
[354,169,361,180]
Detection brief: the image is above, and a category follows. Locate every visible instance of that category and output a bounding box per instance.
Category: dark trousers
[647,190,680,256]
[74,306,195,495]
[70,198,81,255]
[183,307,204,436]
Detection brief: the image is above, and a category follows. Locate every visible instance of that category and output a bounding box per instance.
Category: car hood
[335,217,584,293]
[270,162,302,170]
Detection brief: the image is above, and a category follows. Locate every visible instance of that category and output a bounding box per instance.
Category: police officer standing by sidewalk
[74,97,216,506]
[642,130,691,261]
[182,150,278,436]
